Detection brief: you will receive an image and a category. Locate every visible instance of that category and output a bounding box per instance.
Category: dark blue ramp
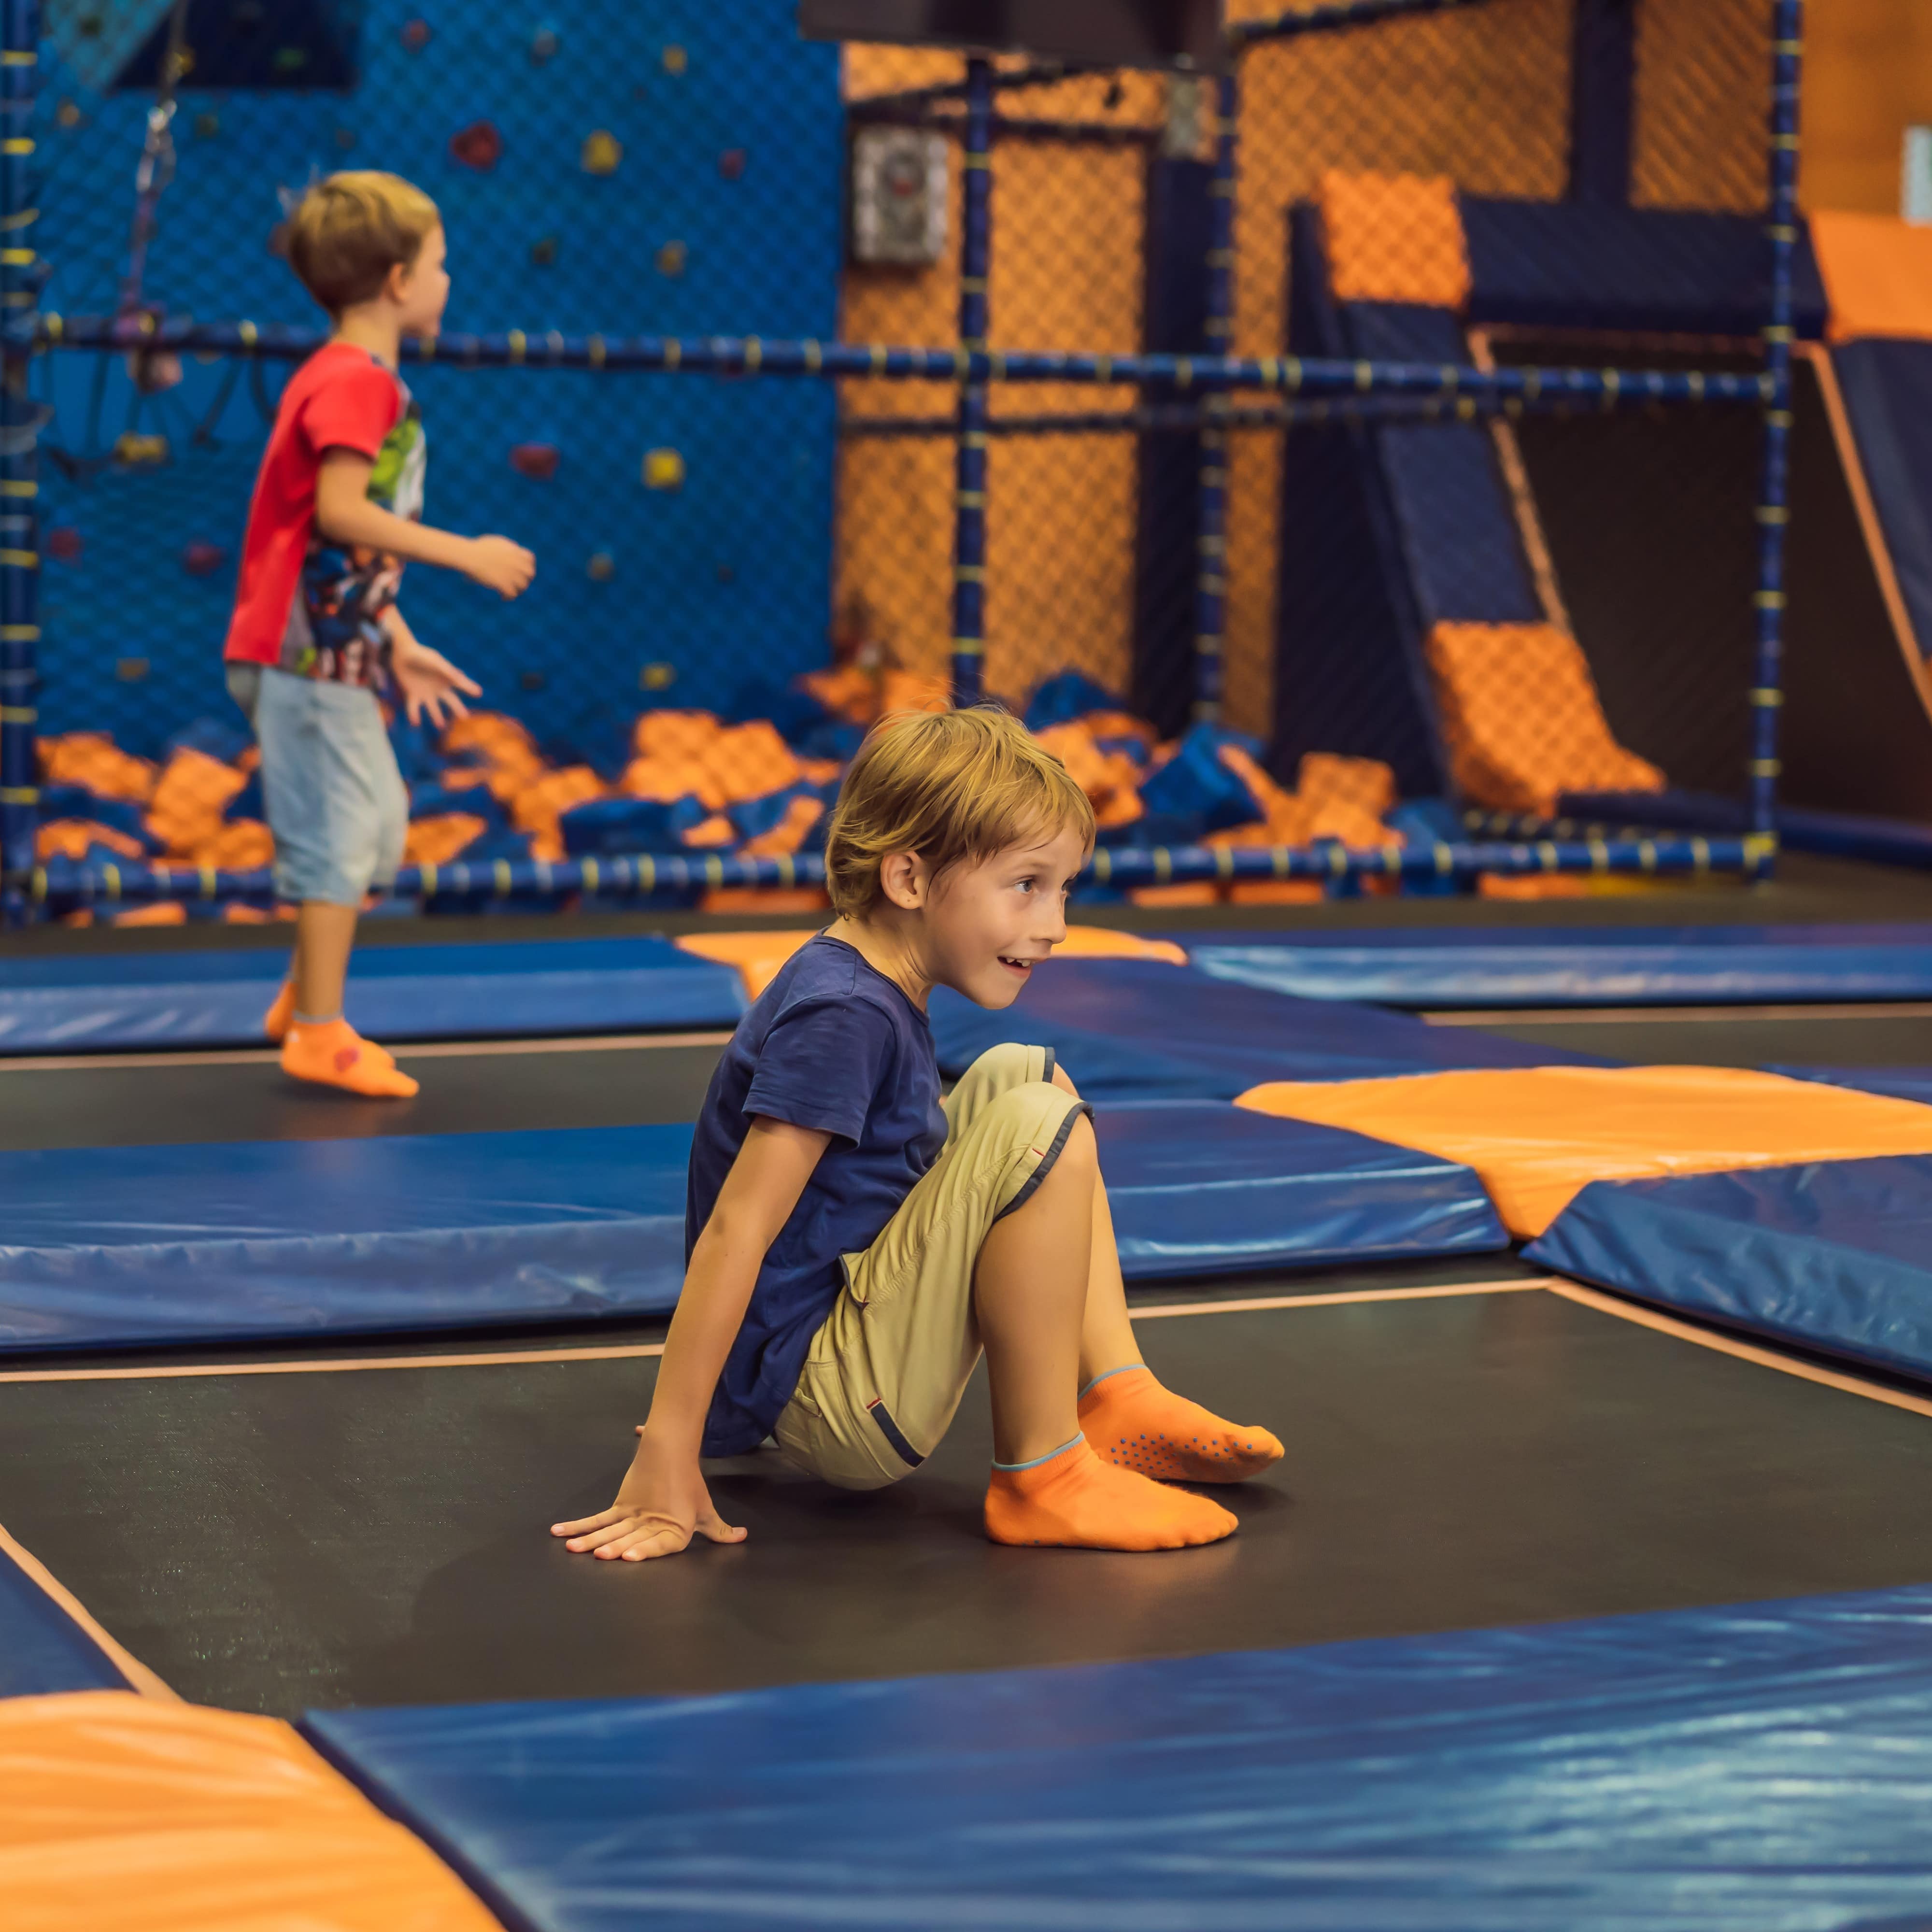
[1526,1154,1932,1384]
[302,1583,1932,1932]
[0,1105,1505,1354]
[0,1538,134,1697]
[0,937,745,1051]
[1834,338,1932,663]
[930,959,1607,1100]
[1185,922,1932,1007]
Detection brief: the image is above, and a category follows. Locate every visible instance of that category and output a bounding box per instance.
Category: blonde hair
[285,171,441,316]
[824,706,1096,919]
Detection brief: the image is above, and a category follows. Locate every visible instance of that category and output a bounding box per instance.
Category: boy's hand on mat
[465,534,537,599]
[551,1426,747,1562]
[390,636,482,728]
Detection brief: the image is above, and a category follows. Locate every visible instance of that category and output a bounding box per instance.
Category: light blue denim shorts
[227,663,408,907]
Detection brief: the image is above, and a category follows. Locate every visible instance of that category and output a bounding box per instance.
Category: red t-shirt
[223,342,407,668]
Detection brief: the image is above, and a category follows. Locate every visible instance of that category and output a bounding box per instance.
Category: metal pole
[0,0,38,923]
[1193,64,1238,725]
[1749,0,1801,877]
[951,55,993,709]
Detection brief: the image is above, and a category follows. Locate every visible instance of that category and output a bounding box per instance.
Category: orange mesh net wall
[1427,621,1664,816]
[1630,0,1768,214]
[837,49,1151,710]
[1221,0,1574,740]
[1318,170,1472,308]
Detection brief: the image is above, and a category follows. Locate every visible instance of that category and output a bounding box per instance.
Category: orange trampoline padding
[1812,209,1932,344]
[1235,1065,1932,1238]
[1318,169,1471,309]
[0,1690,499,1932]
[1426,621,1664,817]
[678,925,1187,1000]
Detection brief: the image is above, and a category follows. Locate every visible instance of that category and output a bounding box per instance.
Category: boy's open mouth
[997,955,1035,977]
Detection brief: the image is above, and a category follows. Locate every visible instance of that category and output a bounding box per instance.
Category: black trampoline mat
[7,1283,1932,1719]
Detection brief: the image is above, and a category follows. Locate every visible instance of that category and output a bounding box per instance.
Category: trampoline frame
[0,0,1798,917]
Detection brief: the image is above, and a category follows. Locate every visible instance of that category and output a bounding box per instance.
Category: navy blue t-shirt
[688,935,946,1456]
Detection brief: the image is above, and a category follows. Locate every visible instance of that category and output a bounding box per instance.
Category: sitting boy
[554,707,1282,1559]
[223,170,535,1097]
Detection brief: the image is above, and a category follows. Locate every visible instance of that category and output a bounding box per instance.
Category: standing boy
[224,170,535,1096]
[556,708,1283,1559]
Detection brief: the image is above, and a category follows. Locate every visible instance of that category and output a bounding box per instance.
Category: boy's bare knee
[1051,1108,1097,1179]
[1050,1063,1081,1099]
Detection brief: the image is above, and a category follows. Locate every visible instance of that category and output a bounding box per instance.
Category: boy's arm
[552,1115,832,1562]
[382,606,481,728]
[315,450,534,597]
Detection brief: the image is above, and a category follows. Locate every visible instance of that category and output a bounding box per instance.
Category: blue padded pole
[1192,66,1238,725]
[951,55,993,710]
[1750,0,1802,875]
[0,0,37,924]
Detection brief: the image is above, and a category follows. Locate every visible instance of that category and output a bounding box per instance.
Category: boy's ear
[877,850,926,912]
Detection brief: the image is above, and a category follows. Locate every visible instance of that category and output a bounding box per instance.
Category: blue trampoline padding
[1525,1154,1932,1383]
[0,1125,695,1353]
[1462,195,1830,338]
[0,937,746,1051]
[930,959,1607,1100]
[0,1104,1503,1353]
[1834,338,1932,661]
[1082,1100,1506,1274]
[302,1582,1932,1932]
[0,1543,132,1698]
[1184,922,1932,1007]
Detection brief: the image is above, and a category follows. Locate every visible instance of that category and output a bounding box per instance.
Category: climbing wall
[32,1,843,754]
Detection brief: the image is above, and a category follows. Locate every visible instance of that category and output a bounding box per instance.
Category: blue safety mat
[303,1583,1932,1932]
[0,1542,133,1698]
[0,1105,1504,1354]
[0,937,746,1051]
[930,959,1606,1100]
[1526,1154,1932,1384]
[1184,922,1932,1007]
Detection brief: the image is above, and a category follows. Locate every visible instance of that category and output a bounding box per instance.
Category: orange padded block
[0,1691,497,1932]
[1318,170,1471,309]
[1427,621,1663,816]
[1812,210,1932,344]
[1236,1065,1932,1237]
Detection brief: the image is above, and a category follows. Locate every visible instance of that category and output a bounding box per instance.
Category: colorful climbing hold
[193,111,219,138]
[642,448,685,491]
[45,527,81,564]
[510,443,560,481]
[182,541,228,577]
[530,234,558,267]
[400,17,430,51]
[587,552,615,582]
[581,129,621,176]
[116,657,150,683]
[449,119,502,170]
[334,126,355,149]
[519,669,547,692]
[530,24,559,63]
[719,148,746,181]
[662,43,687,74]
[640,662,676,691]
[112,432,169,468]
[654,239,686,277]
[56,99,80,130]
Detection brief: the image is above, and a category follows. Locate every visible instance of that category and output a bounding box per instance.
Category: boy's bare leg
[1049,1070,1284,1487]
[978,1114,1236,1549]
[293,900,357,1018]
[280,900,416,1096]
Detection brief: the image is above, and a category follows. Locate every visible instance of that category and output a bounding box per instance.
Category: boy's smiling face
[922,817,1089,1009]
[393,223,450,341]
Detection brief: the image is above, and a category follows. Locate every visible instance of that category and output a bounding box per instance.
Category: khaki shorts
[771,1042,1091,1490]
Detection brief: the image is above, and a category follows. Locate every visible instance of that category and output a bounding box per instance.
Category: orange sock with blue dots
[1078,1364,1283,1484]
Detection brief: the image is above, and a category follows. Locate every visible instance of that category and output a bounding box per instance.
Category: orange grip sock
[1079,1364,1283,1484]
[281,1017,418,1098]
[263,979,296,1043]
[984,1436,1237,1550]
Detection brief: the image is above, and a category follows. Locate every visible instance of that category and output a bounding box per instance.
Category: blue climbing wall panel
[32,2,844,753]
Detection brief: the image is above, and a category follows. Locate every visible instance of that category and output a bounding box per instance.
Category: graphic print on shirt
[283,395,426,687]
